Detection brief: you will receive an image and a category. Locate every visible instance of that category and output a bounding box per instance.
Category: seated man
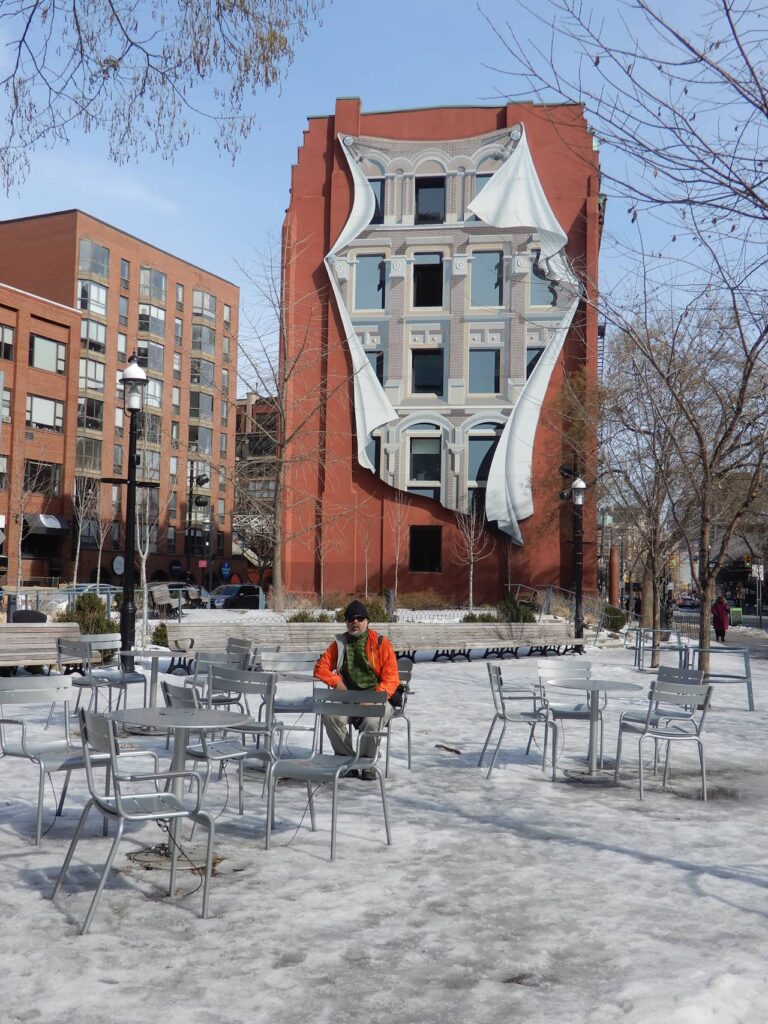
[313,600,400,779]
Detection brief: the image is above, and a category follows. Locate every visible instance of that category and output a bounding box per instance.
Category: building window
[113,443,123,474]
[526,346,545,378]
[190,391,214,421]
[192,289,216,321]
[369,179,384,224]
[409,526,442,572]
[138,303,166,337]
[0,454,7,489]
[365,435,381,474]
[468,434,499,487]
[117,294,129,327]
[354,254,386,310]
[172,386,181,415]
[415,177,445,224]
[81,319,106,354]
[139,267,167,304]
[189,425,213,455]
[139,412,162,446]
[24,459,61,494]
[191,323,216,354]
[120,258,130,290]
[78,239,110,277]
[171,421,180,447]
[75,437,102,472]
[111,486,121,515]
[223,303,231,325]
[138,339,164,373]
[413,252,443,307]
[79,357,105,392]
[176,283,184,310]
[169,456,178,483]
[145,377,163,409]
[167,526,176,552]
[470,250,503,307]
[221,367,229,395]
[220,401,229,426]
[29,334,66,374]
[220,433,227,457]
[367,350,384,384]
[78,280,107,316]
[468,349,500,394]
[411,349,444,396]
[115,407,124,437]
[26,394,64,432]
[217,498,225,526]
[222,334,230,361]
[191,357,215,388]
[117,331,127,362]
[2,387,11,422]
[218,466,226,491]
[173,351,182,380]
[77,397,104,431]
[0,324,13,360]
[142,449,161,482]
[174,317,183,345]
[530,249,557,307]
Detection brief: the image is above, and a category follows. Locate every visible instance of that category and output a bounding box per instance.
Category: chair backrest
[0,676,74,748]
[537,658,591,679]
[487,662,540,715]
[162,679,200,710]
[206,665,277,720]
[225,637,256,668]
[312,683,387,722]
[57,638,93,672]
[79,709,132,816]
[261,649,319,673]
[647,676,713,731]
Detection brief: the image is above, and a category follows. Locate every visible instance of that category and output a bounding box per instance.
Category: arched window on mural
[467,422,502,514]
[406,422,442,502]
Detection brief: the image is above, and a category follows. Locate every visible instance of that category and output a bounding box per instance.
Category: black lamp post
[186,453,210,580]
[118,355,147,655]
[570,477,587,640]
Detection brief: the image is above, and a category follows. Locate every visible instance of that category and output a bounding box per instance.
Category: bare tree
[0,0,324,190]
[11,451,60,589]
[386,489,411,605]
[71,474,101,588]
[453,502,495,611]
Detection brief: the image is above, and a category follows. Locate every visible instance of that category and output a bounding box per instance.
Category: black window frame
[409,526,442,573]
[415,176,446,224]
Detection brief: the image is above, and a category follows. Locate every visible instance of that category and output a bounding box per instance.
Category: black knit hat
[344,599,369,621]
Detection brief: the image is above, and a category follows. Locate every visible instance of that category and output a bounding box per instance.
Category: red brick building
[280,100,600,605]
[0,211,238,587]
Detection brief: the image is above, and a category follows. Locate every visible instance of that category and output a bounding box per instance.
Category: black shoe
[344,769,360,779]
[360,769,377,781]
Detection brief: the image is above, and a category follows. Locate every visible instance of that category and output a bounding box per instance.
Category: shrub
[333,595,388,623]
[151,622,168,646]
[462,611,498,622]
[320,591,351,611]
[287,610,335,623]
[497,594,537,623]
[55,593,114,636]
[602,604,627,631]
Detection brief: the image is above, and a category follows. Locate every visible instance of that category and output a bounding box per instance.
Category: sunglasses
[346,615,367,622]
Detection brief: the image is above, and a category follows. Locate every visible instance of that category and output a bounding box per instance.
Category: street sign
[751,563,765,581]
[220,561,232,580]
[198,559,208,568]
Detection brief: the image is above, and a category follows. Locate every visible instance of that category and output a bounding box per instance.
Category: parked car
[210,584,265,610]
[676,595,701,609]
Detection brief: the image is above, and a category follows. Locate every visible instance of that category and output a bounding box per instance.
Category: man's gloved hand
[349,716,363,730]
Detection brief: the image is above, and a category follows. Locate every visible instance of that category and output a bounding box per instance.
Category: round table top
[119,649,173,660]
[109,707,251,729]
[541,678,643,693]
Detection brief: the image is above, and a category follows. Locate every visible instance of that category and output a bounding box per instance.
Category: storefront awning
[25,513,70,535]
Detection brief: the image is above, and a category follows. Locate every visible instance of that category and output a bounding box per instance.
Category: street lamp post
[570,477,587,640]
[186,453,210,581]
[118,356,147,656]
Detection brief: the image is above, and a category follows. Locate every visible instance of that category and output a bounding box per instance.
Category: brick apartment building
[0,211,238,588]
[280,99,601,605]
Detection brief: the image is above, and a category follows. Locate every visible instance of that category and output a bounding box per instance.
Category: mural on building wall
[325,125,579,545]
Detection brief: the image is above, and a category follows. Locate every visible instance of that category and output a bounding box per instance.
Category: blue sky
[0,1,592,291]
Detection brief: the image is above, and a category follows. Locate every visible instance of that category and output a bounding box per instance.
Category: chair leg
[265,769,276,849]
[80,819,126,935]
[486,720,508,778]
[307,781,317,831]
[598,714,604,769]
[385,720,392,778]
[478,716,499,767]
[50,800,94,901]
[404,715,412,770]
[199,812,215,918]
[378,768,392,847]
[237,758,244,816]
[698,740,707,801]
[550,721,559,781]
[614,728,624,785]
[524,721,536,756]
[542,716,550,771]
[662,742,672,789]
[330,777,339,862]
[36,766,47,845]
[638,736,646,800]
[169,816,180,897]
[57,770,72,817]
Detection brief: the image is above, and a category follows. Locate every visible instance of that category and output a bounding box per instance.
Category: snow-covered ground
[2,643,767,1024]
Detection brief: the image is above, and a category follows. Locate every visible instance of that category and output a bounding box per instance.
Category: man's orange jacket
[314,629,400,699]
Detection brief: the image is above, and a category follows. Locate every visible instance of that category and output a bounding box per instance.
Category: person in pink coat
[712,595,729,642]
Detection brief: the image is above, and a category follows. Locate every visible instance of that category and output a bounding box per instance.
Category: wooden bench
[0,622,82,670]
[165,619,585,667]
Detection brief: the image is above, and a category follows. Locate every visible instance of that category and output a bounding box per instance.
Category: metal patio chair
[265,685,392,861]
[478,663,547,778]
[614,673,713,800]
[384,657,414,776]
[537,659,599,779]
[49,709,214,934]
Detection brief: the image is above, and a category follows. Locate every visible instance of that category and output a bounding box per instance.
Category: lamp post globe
[119,354,147,656]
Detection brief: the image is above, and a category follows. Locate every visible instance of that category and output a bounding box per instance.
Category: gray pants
[324,702,394,759]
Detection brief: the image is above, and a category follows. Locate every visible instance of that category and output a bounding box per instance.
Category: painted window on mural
[415,177,445,224]
[409,525,442,572]
[355,254,386,309]
[369,179,384,224]
[367,350,384,383]
[468,349,500,394]
[411,349,444,396]
[526,346,545,378]
[413,252,443,307]
[470,251,503,307]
